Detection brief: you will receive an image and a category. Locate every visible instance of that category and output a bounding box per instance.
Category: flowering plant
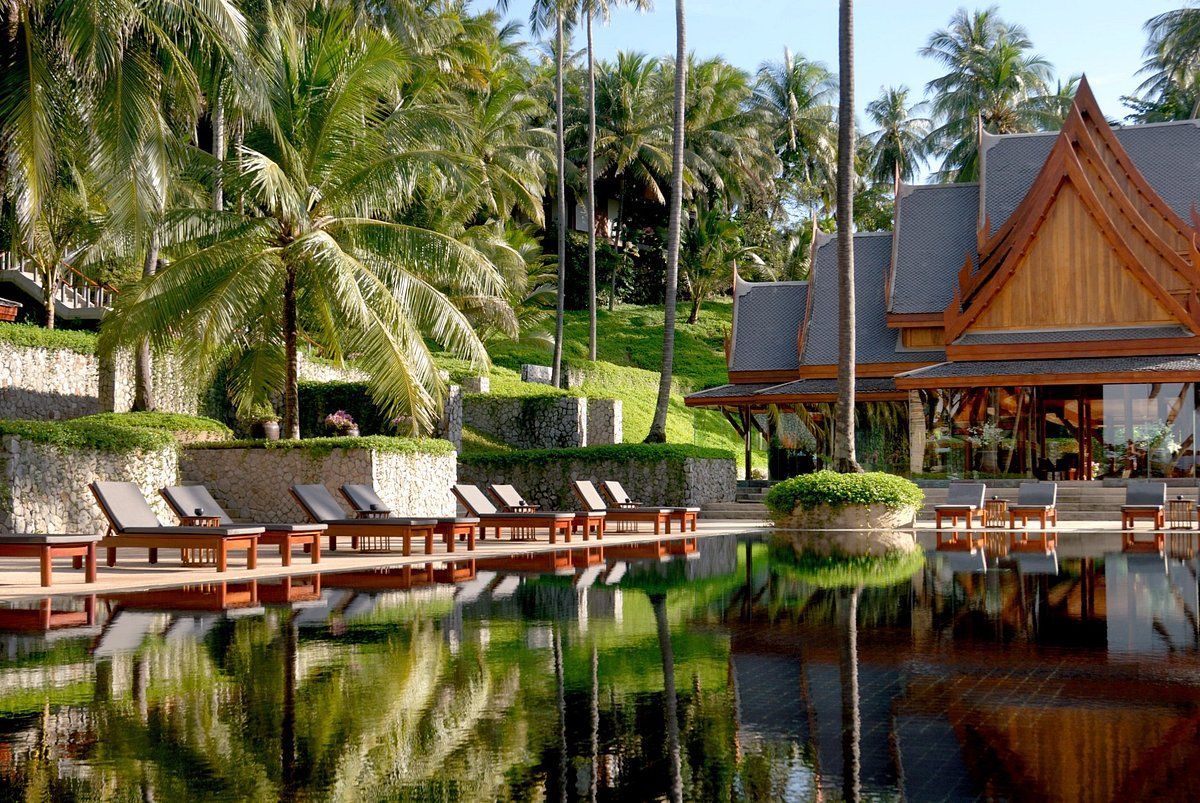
[324,410,357,434]
[966,423,1006,449]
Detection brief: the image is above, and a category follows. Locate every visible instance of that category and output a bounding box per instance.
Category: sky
[477,0,1179,132]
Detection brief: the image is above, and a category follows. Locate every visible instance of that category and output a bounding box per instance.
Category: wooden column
[742,406,753,481]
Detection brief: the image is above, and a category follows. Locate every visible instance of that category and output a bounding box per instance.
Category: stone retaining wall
[457,454,735,510]
[586,399,622,446]
[462,396,587,449]
[0,436,178,534]
[180,446,457,522]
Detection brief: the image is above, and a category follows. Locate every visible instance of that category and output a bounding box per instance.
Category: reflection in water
[2,533,1200,799]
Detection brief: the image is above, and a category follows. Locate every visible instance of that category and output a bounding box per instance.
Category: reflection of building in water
[1106,552,1199,655]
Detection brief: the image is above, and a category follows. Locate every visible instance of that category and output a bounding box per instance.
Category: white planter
[775,502,919,533]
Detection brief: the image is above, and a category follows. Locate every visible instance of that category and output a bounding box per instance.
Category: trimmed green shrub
[459,442,734,471]
[190,435,456,457]
[0,419,175,453]
[0,323,97,355]
[769,541,925,589]
[764,470,924,518]
[79,412,233,437]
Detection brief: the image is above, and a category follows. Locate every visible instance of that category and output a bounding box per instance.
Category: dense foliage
[79,412,232,436]
[193,435,456,456]
[0,419,176,453]
[764,470,924,515]
[0,323,98,355]
[459,442,733,470]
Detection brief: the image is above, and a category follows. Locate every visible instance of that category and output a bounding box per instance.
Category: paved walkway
[0,520,769,601]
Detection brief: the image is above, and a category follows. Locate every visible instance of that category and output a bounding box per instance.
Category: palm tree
[100,4,501,438]
[678,206,759,323]
[921,6,1054,181]
[834,0,861,473]
[593,52,672,310]
[581,0,652,361]
[864,86,929,190]
[646,0,686,444]
[1136,5,1200,119]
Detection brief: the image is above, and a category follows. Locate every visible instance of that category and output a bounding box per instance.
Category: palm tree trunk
[212,77,225,212]
[609,176,628,311]
[834,0,861,472]
[40,264,55,330]
[646,0,687,443]
[586,11,598,362]
[133,230,159,411]
[651,593,683,803]
[283,265,300,439]
[838,587,862,803]
[908,389,926,475]
[551,12,567,388]
[688,296,700,325]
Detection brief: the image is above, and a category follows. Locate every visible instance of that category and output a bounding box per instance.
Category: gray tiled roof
[982,121,1200,235]
[685,382,778,400]
[899,354,1200,381]
[954,325,1194,346]
[803,233,946,366]
[729,281,807,372]
[762,377,900,397]
[889,183,980,315]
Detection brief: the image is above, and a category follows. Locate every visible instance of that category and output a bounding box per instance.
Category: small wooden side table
[984,497,1008,528]
[1168,496,1193,529]
[180,515,222,565]
[354,509,393,519]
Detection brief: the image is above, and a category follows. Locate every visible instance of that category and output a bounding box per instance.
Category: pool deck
[0,519,770,601]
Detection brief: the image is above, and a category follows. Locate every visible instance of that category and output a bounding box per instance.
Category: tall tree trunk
[40,265,55,330]
[652,593,683,803]
[133,230,159,411]
[586,12,598,362]
[834,0,861,472]
[609,176,628,311]
[212,76,225,211]
[283,265,299,439]
[646,0,687,443]
[551,12,567,388]
[908,389,926,475]
[688,296,700,325]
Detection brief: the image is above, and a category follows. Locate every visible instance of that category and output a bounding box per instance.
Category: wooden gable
[944,78,1200,349]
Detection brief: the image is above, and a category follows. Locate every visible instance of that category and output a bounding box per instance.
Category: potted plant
[967,422,1006,474]
[325,409,359,437]
[249,405,280,441]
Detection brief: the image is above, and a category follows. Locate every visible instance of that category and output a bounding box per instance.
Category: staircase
[700,480,770,521]
[0,252,114,321]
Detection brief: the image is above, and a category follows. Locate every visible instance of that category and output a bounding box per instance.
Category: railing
[0,251,117,312]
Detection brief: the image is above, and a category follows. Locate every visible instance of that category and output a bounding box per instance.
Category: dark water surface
[2,533,1199,801]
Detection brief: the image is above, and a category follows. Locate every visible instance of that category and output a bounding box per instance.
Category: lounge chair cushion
[602,480,636,506]
[1015,482,1057,508]
[292,484,351,523]
[0,533,102,545]
[1125,482,1167,507]
[573,481,609,513]
[340,484,392,514]
[91,481,163,531]
[479,511,574,521]
[118,525,264,537]
[1121,505,1164,511]
[608,506,672,515]
[160,485,234,525]
[936,482,986,510]
[453,484,499,516]
[245,523,328,533]
[316,518,437,527]
[434,517,480,525]
[489,484,532,509]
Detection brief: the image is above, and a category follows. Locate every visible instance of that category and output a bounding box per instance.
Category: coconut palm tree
[864,86,929,190]
[1136,6,1200,120]
[593,52,672,309]
[920,6,1053,181]
[581,0,653,360]
[646,0,686,444]
[678,206,760,323]
[100,4,502,438]
[834,0,861,473]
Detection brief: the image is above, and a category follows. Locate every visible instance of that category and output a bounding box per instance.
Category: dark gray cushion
[607,507,671,515]
[0,533,102,545]
[119,525,264,537]
[340,483,391,513]
[944,482,986,508]
[453,484,498,515]
[245,523,327,533]
[91,481,162,530]
[480,511,575,521]
[160,485,233,525]
[323,518,438,527]
[1016,482,1057,507]
[292,484,350,523]
[1126,482,1167,507]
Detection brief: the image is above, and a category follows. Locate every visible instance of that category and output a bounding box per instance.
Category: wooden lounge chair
[933,482,986,529]
[339,483,478,552]
[452,484,574,544]
[487,483,604,541]
[600,480,698,533]
[290,484,437,555]
[160,485,325,566]
[0,534,101,587]
[1008,482,1058,529]
[90,481,262,572]
[1121,481,1166,530]
[572,480,671,534]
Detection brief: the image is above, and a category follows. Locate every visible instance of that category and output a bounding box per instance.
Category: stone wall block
[520,364,552,385]
[586,399,622,446]
[462,396,587,449]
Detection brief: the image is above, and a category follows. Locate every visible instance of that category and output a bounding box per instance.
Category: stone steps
[702,501,767,520]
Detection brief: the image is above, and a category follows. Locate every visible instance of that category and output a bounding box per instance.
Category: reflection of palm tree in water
[837,587,862,803]
[553,626,567,803]
[651,592,683,803]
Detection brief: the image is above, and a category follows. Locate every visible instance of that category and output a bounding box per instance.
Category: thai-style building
[687,80,1200,481]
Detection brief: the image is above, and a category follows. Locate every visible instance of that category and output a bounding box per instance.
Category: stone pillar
[586,398,622,446]
[462,375,489,394]
[520,364,553,385]
[441,384,463,451]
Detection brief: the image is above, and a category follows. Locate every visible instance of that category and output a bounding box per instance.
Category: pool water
[1,533,1199,801]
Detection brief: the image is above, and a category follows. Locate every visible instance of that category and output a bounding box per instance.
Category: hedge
[0,419,175,453]
[764,470,924,517]
[297,381,393,437]
[0,322,98,355]
[190,435,456,458]
[79,412,233,437]
[458,442,734,471]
